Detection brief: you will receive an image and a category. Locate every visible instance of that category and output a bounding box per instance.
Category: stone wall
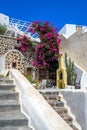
[0,36,16,54]
[5,50,27,74]
[0,35,56,81]
[0,36,28,74]
[0,36,40,79]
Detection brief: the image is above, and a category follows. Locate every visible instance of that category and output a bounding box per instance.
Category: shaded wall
[61,29,87,71]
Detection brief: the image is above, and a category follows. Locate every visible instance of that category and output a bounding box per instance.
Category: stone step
[42,94,61,101]
[47,100,64,107]
[0,84,15,90]
[0,112,28,127]
[0,90,19,100]
[69,124,79,130]
[0,100,20,112]
[0,126,32,130]
[53,106,68,114]
[0,78,32,129]
[56,101,64,107]
[40,90,78,130]
[39,91,59,96]
[0,79,14,84]
[60,114,73,122]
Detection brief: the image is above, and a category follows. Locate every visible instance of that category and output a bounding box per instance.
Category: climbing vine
[16,21,61,70]
[29,21,61,70]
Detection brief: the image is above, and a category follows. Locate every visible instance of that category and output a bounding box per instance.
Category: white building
[0,13,9,25]
[59,24,77,38]
[59,24,87,38]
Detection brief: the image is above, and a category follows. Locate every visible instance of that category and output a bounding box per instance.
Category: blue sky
[0,0,87,30]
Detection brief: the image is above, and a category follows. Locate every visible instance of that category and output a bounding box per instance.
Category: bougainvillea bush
[16,35,34,52]
[17,21,61,71]
[29,21,61,70]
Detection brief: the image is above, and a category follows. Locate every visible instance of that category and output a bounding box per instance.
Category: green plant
[65,53,77,85]
[26,74,39,88]
[0,24,7,35]
[26,75,34,83]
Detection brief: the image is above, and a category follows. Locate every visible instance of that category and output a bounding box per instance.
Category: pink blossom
[17,21,61,69]
[57,39,61,45]
[33,61,38,66]
[21,46,25,52]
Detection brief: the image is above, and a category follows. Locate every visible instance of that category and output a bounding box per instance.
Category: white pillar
[0,55,5,74]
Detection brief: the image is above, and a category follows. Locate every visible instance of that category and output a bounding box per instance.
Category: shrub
[65,52,77,85]
[0,24,7,35]
[29,21,61,70]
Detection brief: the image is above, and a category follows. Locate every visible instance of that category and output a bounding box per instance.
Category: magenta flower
[17,21,61,70]
[21,46,25,52]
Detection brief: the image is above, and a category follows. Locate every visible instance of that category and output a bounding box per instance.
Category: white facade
[59,24,77,38]
[0,13,9,25]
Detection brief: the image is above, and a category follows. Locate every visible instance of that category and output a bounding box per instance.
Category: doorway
[12,62,17,69]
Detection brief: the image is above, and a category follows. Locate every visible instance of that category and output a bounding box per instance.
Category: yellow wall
[56,55,67,88]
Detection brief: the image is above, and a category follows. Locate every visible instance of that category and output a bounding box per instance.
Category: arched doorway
[12,61,17,69]
[5,49,26,73]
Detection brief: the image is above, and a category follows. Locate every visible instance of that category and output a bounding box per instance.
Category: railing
[0,17,39,41]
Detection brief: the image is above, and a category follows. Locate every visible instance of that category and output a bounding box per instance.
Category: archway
[5,49,26,73]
